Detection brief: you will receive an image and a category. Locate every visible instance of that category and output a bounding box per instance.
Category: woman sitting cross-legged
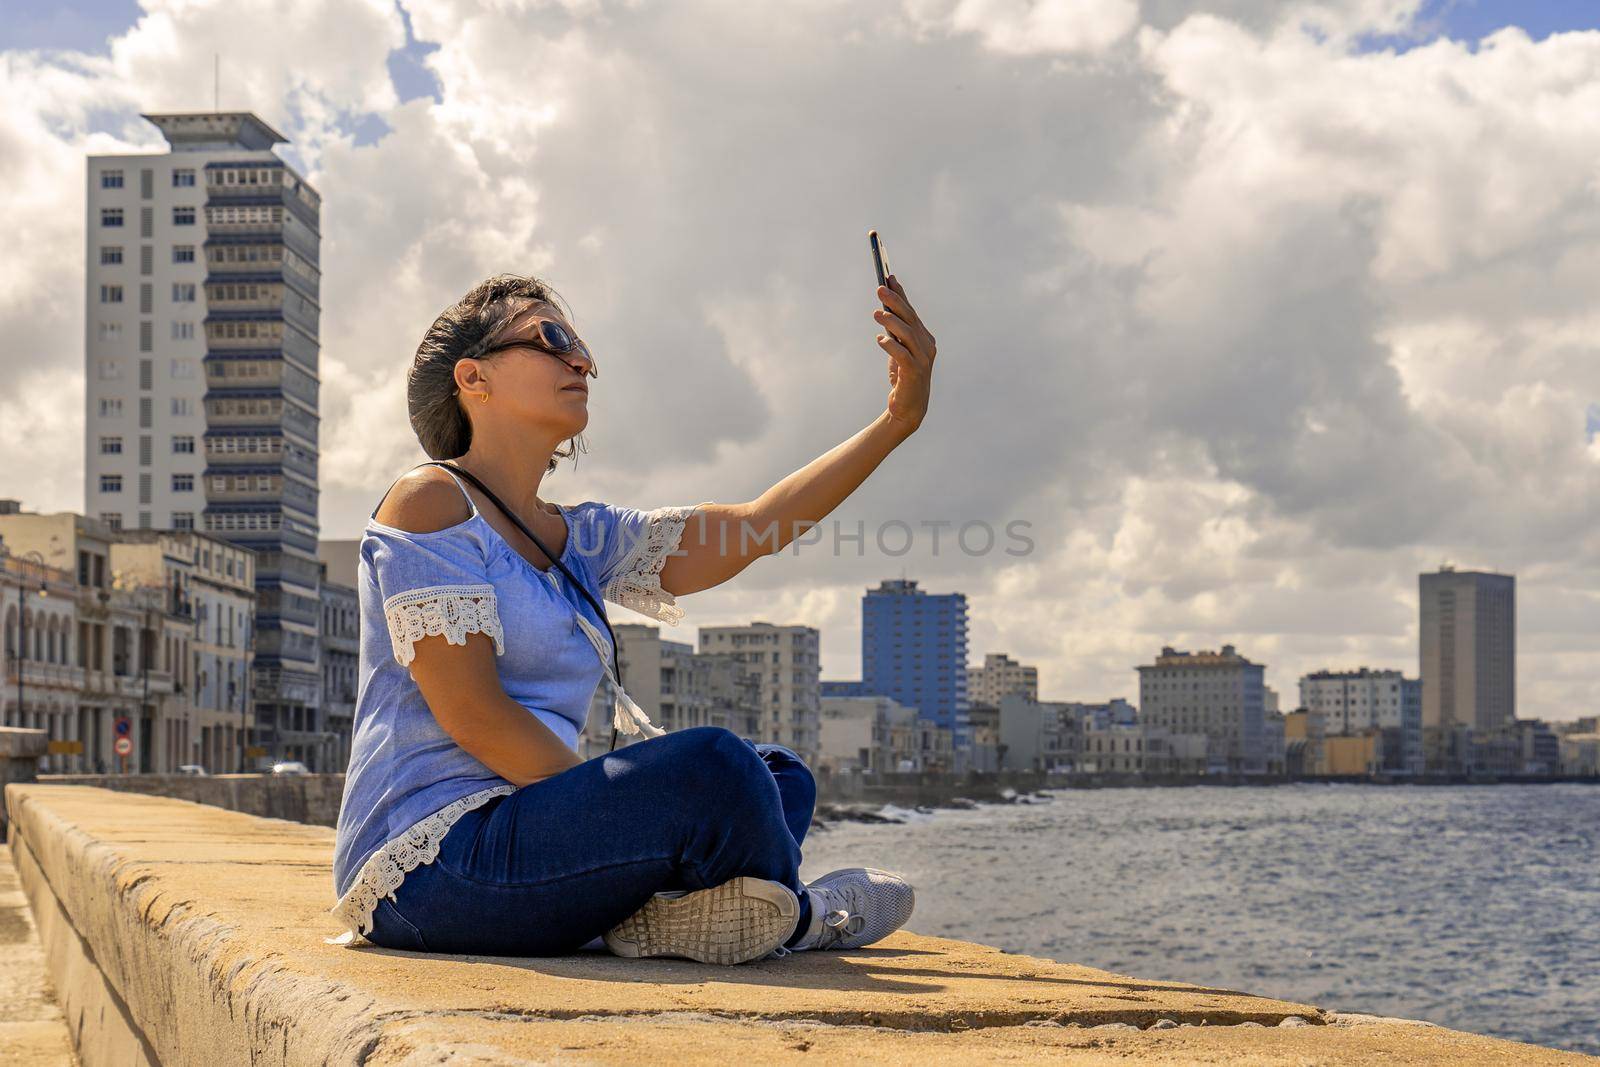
[330,269,938,963]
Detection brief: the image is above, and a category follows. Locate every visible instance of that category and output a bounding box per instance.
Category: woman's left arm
[660,273,938,597]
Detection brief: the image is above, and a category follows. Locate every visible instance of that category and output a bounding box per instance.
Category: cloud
[1,0,1596,721]
[903,0,1142,55]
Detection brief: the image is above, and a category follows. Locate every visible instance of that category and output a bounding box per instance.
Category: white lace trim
[603,502,713,626]
[327,785,516,945]
[383,583,506,666]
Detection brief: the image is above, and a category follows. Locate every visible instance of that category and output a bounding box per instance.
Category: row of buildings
[969,567,1595,779]
[0,509,356,774]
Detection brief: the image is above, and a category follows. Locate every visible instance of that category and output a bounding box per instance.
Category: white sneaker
[778,867,916,954]
[603,876,800,965]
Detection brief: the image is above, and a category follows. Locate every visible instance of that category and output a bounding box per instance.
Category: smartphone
[869,230,891,298]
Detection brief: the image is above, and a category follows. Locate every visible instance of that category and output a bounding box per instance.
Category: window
[172,245,195,264]
[96,359,121,380]
[101,170,124,189]
[99,398,123,417]
[97,322,123,342]
[172,512,195,530]
[100,436,123,454]
[172,169,195,187]
[100,475,123,493]
[100,285,123,303]
[100,512,123,532]
[172,435,195,454]
[170,356,195,377]
[171,397,193,416]
[172,473,194,492]
[101,208,124,227]
[172,206,196,226]
[100,246,123,265]
[172,283,196,302]
[171,322,194,340]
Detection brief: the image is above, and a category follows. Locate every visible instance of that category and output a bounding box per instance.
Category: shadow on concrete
[342,942,1275,1002]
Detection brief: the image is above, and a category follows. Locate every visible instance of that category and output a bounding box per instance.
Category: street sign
[114,736,133,757]
[48,740,84,755]
[114,717,131,737]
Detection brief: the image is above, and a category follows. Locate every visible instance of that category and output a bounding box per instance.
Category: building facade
[997,693,1081,773]
[318,565,358,772]
[1136,644,1267,775]
[86,111,324,768]
[697,622,820,761]
[860,579,970,757]
[1,535,86,768]
[1,510,175,772]
[967,652,1038,707]
[817,693,927,773]
[1299,667,1423,775]
[1419,566,1515,735]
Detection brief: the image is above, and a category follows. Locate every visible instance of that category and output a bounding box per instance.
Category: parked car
[270,760,311,776]
[175,764,209,777]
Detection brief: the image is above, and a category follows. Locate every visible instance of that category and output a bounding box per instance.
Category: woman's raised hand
[874,274,936,436]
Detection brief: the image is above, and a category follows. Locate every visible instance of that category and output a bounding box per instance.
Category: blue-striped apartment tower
[165,113,322,763]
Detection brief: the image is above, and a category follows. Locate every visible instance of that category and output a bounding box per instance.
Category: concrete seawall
[39,771,348,826]
[5,783,1592,1065]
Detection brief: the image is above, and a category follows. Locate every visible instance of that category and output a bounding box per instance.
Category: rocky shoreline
[812,786,1056,829]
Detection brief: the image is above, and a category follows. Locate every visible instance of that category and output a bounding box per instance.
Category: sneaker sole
[603,877,800,965]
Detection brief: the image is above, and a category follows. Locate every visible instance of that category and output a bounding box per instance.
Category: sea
[797,782,1600,1055]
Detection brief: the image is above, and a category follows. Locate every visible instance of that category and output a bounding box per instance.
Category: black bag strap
[416,460,626,751]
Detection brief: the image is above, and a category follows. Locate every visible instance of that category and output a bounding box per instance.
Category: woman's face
[465,300,593,438]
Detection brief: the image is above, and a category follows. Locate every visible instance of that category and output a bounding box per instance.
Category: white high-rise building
[85,112,325,765]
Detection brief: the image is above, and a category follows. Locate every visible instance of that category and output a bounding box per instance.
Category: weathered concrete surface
[0,842,76,1066]
[38,771,346,827]
[5,783,1592,1066]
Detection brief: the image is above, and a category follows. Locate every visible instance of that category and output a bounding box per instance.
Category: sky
[1,0,1597,721]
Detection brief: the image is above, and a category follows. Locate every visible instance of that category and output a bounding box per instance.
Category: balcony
[4,661,86,690]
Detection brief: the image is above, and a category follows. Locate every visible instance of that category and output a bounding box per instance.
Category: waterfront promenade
[5,782,1592,1065]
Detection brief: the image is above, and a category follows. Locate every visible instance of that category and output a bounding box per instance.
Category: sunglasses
[481,317,598,379]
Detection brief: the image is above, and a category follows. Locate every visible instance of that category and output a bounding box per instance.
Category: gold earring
[479,392,488,404]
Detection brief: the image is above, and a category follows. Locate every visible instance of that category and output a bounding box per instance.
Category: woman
[330,269,938,963]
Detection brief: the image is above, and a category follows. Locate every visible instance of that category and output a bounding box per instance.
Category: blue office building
[860,579,970,753]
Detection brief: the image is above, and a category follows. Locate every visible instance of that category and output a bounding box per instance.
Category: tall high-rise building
[85,112,323,760]
[860,579,970,754]
[1419,566,1515,732]
[1137,643,1267,774]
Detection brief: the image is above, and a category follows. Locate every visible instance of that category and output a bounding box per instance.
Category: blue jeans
[368,726,817,955]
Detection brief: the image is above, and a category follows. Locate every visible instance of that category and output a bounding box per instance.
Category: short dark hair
[408,273,587,471]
